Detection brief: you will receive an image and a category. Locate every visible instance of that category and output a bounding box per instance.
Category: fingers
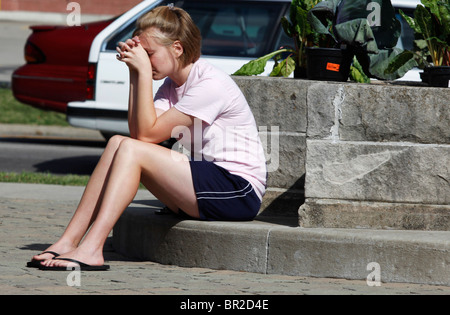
[117,38,140,52]
[116,46,126,61]
[132,36,141,44]
[115,38,151,72]
[125,37,139,47]
[116,38,141,61]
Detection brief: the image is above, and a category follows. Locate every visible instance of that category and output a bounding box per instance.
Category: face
[139,29,182,81]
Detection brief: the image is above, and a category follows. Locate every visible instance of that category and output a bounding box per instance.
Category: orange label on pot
[326,63,340,72]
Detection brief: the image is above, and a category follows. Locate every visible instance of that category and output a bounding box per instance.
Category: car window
[104,0,164,51]
[105,0,289,58]
[104,19,139,51]
[179,1,287,57]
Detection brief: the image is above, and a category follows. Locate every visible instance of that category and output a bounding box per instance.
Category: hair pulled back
[134,5,202,68]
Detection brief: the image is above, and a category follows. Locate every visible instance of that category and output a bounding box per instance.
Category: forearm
[128,72,138,139]
[128,71,156,140]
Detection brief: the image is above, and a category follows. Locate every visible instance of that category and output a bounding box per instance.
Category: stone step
[113,201,450,286]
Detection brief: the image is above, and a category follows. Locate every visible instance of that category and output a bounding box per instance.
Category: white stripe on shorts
[196,183,254,200]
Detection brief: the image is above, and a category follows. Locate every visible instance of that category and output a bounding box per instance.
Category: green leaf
[232,49,292,76]
[290,0,299,24]
[349,57,370,83]
[294,6,312,39]
[384,50,418,77]
[415,39,429,49]
[369,48,418,80]
[308,9,332,36]
[281,16,293,38]
[419,1,450,38]
[415,4,435,39]
[439,3,450,36]
[270,55,296,77]
[307,0,337,38]
[304,0,317,10]
[428,36,449,47]
[421,0,441,19]
[400,9,421,34]
[334,19,379,54]
[291,0,320,12]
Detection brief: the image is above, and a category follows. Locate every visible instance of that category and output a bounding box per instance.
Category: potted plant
[233,0,322,78]
[234,0,412,83]
[308,0,415,82]
[305,0,356,82]
[397,0,450,87]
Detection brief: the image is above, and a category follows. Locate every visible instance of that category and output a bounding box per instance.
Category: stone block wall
[234,77,312,218]
[233,77,450,230]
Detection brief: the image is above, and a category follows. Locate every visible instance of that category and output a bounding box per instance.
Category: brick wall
[1,0,142,15]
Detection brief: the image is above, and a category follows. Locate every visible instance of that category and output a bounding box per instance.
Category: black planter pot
[306,47,354,82]
[294,67,307,79]
[420,66,450,88]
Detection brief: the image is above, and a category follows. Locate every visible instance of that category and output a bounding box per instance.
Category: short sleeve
[174,77,227,125]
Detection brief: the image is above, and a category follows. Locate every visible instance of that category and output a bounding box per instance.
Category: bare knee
[115,139,173,173]
[115,137,143,163]
[107,135,128,151]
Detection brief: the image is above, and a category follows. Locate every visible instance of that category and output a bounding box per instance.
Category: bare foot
[40,247,105,268]
[31,242,76,263]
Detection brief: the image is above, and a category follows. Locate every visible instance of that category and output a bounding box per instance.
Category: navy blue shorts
[189,161,261,221]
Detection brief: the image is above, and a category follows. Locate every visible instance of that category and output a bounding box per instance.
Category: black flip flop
[39,257,110,271]
[26,251,60,268]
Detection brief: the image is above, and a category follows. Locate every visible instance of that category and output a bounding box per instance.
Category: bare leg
[42,138,198,268]
[32,135,128,262]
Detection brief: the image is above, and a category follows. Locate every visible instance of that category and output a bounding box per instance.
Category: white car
[66,0,420,137]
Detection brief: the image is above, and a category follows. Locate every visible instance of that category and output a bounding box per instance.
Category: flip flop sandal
[26,251,60,268]
[39,257,110,271]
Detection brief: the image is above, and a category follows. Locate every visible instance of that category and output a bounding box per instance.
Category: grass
[0,88,69,126]
[0,88,87,185]
[0,171,90,186]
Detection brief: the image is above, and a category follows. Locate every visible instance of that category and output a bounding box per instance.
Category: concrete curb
[113,205,450,286]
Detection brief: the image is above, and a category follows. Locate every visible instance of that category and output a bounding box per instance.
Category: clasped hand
[116,36,152,73]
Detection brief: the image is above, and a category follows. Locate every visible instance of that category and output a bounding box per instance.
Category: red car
[12,19,113,113]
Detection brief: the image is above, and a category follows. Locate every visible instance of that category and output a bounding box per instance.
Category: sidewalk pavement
[1,124,450,295]
[0,181,449,296]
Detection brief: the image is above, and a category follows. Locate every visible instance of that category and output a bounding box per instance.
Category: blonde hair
[134,5,202,68]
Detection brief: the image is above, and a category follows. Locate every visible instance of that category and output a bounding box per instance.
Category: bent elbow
[135,135,156,143]
[135,132,163,144]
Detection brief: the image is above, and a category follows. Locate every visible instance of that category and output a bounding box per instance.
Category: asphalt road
[0,137,105,175]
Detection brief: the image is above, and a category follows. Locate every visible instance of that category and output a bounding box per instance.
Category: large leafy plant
[233,0,322,77]
[308,0,416,81]
[234,0,413,82]
[400,0,450,67]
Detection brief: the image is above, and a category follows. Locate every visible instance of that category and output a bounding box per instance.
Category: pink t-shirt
[154,59,267,200]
